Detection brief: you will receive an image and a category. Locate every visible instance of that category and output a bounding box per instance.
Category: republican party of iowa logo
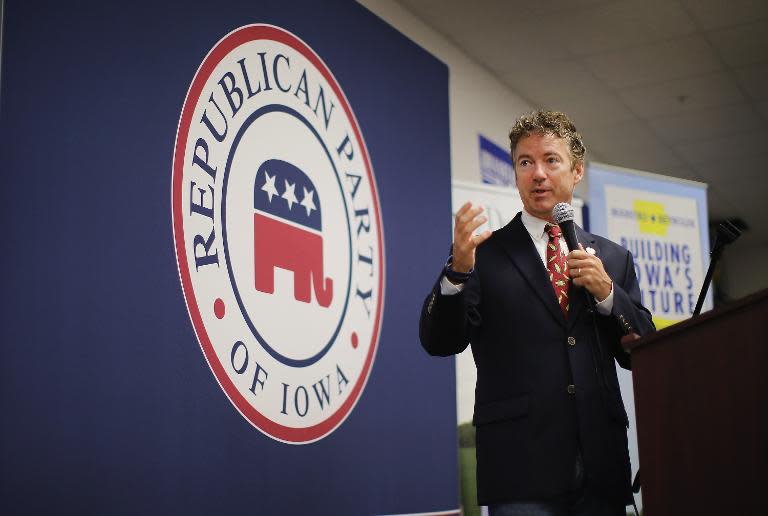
[172,25,384,443]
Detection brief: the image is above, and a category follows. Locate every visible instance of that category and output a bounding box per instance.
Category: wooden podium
[624,288,768,516]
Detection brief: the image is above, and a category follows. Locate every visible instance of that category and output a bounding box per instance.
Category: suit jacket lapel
[496,214,565,327]
[567,225,599,331]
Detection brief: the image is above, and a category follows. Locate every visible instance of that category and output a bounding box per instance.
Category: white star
[261,171,278,203]
[300,187,316,217]
[282,180,297,210]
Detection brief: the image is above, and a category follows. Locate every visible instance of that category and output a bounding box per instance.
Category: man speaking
[419,111,654,516]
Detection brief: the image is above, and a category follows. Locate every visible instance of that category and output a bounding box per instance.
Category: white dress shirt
[440,210,614,315]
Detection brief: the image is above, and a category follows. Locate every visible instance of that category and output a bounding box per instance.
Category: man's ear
[573,161,585,185]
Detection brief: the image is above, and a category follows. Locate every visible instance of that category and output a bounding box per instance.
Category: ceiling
[395,0,768,248]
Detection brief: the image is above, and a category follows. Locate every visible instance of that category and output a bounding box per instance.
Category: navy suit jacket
[419,213,654,506]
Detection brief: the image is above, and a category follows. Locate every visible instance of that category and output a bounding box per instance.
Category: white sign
[604,185,705,328]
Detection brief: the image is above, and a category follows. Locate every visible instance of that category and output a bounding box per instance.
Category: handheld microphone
[552,202,580,252]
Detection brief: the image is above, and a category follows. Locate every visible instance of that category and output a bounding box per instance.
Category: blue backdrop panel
[0,1,456,514]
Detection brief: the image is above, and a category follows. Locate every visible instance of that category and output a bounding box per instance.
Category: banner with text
[0,1,457,515]
[588,163,711,329]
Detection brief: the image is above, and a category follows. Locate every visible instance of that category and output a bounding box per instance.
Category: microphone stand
[693,220,742,316]
[632,220,742,497]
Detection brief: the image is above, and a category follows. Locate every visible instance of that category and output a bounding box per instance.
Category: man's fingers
[451,202,490,273]
[454,219,490,255]
[473,230,493,246]
[464,215,488,236]
[455,202,484,224]
[456,218,488,253]
[567,249,589,260]
[568,258,590,269]
[459,205,484,225]
[455,209,487,241]
[455,201,473,219]
[567,251,600,268]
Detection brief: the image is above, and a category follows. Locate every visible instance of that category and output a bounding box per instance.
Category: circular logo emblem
[172,25,384,444]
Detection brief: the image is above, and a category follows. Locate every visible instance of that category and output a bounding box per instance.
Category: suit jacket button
[567,336,576,346]
[567,384,576,395]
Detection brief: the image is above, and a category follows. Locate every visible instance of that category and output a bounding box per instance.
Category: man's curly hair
[508,110,586,169]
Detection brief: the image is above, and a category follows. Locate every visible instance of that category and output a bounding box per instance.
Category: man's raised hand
[451,202,493,273]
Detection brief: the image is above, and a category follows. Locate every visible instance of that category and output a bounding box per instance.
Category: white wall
[358,0,532,183]
[360,0,609,200]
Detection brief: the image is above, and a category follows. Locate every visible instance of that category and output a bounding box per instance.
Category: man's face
[513,132,584,222]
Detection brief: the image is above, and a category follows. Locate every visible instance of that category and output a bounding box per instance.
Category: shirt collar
[521,209,551,241]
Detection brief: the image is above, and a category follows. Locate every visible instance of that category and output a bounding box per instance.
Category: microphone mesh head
[552,203,574,224]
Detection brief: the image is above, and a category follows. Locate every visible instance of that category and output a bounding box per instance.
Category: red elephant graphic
[253,159,333,308]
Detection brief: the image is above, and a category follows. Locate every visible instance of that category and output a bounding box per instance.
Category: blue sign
[0,1,458,514]
[479,134,514,186]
